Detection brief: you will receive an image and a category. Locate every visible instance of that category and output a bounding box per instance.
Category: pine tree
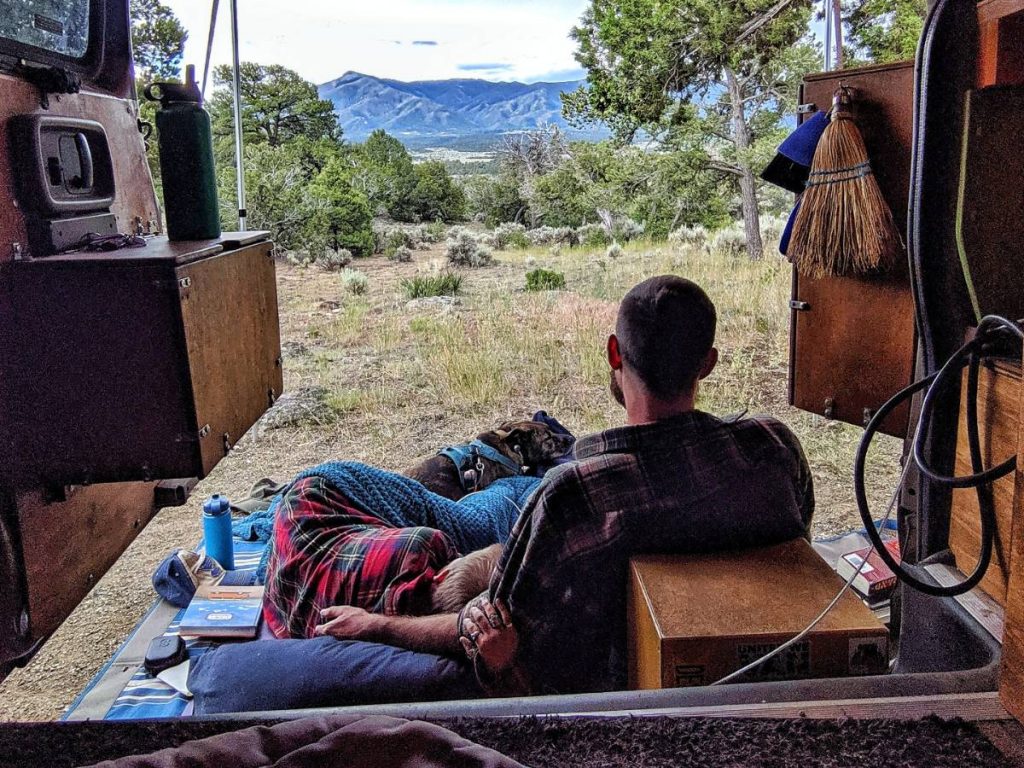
[564,0,815,260]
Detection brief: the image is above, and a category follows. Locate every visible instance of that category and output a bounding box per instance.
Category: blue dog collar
[439,440,524,492]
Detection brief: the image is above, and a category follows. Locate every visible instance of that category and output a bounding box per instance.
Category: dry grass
[274,237,902,532]
[0,235,902,721]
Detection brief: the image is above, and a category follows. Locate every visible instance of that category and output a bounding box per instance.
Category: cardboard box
[628,539,889,689]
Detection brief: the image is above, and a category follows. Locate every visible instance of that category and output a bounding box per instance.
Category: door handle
[71,132,93,189]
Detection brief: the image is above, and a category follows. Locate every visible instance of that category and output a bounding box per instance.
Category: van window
[0,0,90,59]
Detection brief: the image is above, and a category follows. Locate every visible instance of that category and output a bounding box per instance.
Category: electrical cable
[912,318,1021,487]
[710,463,910,686]
[712,314,1022,684]
[858,314,1021,597]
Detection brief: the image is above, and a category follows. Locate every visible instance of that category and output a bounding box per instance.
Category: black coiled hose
[855,315,1023,597]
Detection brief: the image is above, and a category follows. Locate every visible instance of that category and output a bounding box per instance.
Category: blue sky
[164,0,592,86]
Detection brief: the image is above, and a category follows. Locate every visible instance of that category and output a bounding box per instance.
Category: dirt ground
[0,242,902,721]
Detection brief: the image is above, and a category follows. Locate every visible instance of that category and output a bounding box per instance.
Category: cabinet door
[789,62,917,437]
[178,240,283,476]
[1,260,197,485]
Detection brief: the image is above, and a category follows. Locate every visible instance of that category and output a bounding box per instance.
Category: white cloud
[163,0,589,87]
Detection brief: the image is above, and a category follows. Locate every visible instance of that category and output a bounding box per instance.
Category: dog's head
[478,420,575,471]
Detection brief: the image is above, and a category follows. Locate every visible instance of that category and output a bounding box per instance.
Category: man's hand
[461,599,517,674]
[314,605,379,640]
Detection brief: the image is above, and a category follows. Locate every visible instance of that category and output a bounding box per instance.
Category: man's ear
[698,347,718,381]
[607,334,623,370]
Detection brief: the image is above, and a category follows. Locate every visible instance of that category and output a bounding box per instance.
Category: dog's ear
[505,425,541,453]
[494,419,530,442]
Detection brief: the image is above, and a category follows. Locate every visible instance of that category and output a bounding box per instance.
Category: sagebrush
[402,271,463,299]
[525,268,567,291]
[446,228,493,267]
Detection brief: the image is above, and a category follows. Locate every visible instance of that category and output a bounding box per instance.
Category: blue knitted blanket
[234,462,541,581]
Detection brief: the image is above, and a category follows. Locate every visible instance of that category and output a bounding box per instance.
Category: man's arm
[315,606,461,656]
[764,418,815,538]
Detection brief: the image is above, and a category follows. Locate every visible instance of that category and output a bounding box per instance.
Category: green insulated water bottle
[144,65,221,241]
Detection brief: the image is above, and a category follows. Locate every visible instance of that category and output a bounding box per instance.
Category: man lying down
[189,276,814,710]
[261,462,540,640]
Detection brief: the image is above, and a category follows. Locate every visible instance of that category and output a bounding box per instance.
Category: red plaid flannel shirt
[460,411,814,694]
[264,477,459,639]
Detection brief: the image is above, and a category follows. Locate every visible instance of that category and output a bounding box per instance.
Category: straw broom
[787,87,903,279]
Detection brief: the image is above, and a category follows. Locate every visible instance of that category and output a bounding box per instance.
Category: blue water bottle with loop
[202,494,235,570]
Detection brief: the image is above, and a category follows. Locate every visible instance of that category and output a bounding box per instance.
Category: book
[179,585,265,638]
[836,539,901,600]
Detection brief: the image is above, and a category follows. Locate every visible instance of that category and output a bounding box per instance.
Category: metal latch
[790,300,810,311]
[153,276,193,292]
[823,397,835,419]
[797,103,817,114]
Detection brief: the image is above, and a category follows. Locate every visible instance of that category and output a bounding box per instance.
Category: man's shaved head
[614,275,717,400]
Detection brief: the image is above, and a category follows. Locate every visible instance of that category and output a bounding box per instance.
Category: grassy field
[0,235,903,720]
[271,236,903,535]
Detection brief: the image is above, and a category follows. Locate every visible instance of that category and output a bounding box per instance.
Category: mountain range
[317,71,606,148]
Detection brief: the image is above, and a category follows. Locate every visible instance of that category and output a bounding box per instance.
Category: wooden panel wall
[979,0,1024,726]
[17,483,160,639]
[1000,354,1024,722]
[950,361,1020,605]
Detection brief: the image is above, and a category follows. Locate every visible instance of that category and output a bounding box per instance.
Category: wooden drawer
[0,233,282,486]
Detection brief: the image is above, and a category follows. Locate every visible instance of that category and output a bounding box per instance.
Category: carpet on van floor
[0,715,1014,768]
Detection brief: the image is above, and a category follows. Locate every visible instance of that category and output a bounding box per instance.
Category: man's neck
[625,391,697,426]
[626,403,694,425]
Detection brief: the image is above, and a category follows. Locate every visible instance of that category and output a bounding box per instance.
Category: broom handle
[832,0,844,69]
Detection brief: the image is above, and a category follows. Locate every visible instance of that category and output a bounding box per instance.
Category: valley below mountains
[318,71,606,149]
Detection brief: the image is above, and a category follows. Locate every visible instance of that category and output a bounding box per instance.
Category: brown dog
[404,420,574,501]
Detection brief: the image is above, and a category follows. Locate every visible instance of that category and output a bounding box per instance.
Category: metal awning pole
[200,0,220,98]
[229,0,246,231]
[831,0,844,70]
[823,0,833,70]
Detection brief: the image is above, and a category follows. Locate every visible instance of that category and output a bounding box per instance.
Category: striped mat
[65,540,266,721]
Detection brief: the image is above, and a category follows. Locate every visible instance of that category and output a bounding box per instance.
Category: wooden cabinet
[0,232,282,487]
[975,0,1024,727]
[979,0,1024,87]
[789,62,917,438]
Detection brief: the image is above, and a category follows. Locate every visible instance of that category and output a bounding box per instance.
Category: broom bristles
[788,112,904,279]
